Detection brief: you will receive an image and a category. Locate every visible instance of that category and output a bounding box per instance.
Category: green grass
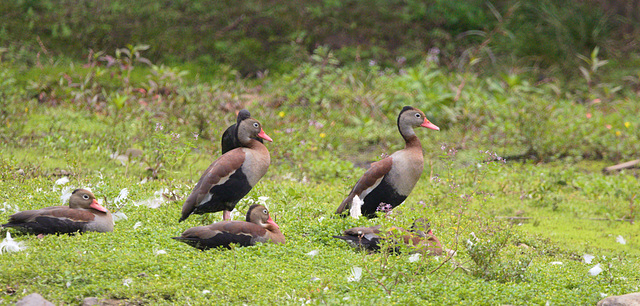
[1,59,639,304]
[1,159,638,304]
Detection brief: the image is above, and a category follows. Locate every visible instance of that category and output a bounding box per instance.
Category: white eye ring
[82,194,90,200]
[414,113,421,118]
[263,209,268,214]
[253,122,259,128]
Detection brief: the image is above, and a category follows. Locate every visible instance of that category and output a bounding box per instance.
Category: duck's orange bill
[90,199,108,213]
[258,129,273,142]
[421,119,440,131]
[267,215,280,229]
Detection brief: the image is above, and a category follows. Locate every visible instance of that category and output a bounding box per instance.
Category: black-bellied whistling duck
[179,114,272,222]
[173,204,285,250]
[336,106,439,218]
[333,218,443,255]
[2,189,113,235]
[221,109,263,154]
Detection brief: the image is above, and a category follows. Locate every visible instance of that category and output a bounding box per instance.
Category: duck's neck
[404,135,422,149]
[245,139,267,151]
[399,124,421,149]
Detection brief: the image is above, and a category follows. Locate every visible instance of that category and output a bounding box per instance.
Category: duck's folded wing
[4,207,95,234]
[179,152,246,221]
[173,221,267,249]
[336,157,392,214]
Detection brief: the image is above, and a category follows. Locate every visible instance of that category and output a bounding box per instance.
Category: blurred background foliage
[1,0,639,75]
[1,0,640,164]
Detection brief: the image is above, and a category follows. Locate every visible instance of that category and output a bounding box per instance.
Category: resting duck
[2,189,113,235]
[173,204,285,250]
[336,106,439,217]
[220,109,263,154]
[333,218,443,255]
[180,114,272,222]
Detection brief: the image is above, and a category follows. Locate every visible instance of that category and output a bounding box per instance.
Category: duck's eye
[82,194,90,200]
[253,122,259,128]
[414,113,421,118]
[263,209,268,214]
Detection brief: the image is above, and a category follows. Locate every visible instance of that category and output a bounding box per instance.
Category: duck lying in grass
[2,189,113,235]
[173,204,285,250]
[333,218,443,255]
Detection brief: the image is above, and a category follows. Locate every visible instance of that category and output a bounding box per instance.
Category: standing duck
[336,106,439,217]
[2,189,113,235]
[333,218,443,255]
[179,114,272,222]
[220,109,264,154]
[173,204,284,250]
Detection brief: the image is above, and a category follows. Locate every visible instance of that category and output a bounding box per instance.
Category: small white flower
[466,239,474,247]
[350,195,363,219]
[583,254,595,264]
[600,293,608,298]
[66,281,71,288]
[123,278,133,287]
[202,290,211,295]
[257,196,269,205]
[408,253,421,263]
[616,235,626,245]
[306,250,319,257]
[347,266,362,282]
[155,250,167,255]
[589,264,603,276]
[550,262,563,265]
[310,277,321,282]
[133,222,143,230]
[55,177,70,185]
[0,232,27,254]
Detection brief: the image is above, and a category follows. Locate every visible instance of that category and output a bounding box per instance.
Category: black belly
[173,232,254,250]
[361,179,407,217]
[193,169,253,215]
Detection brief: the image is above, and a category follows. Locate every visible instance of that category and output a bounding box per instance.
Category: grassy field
[0,58,639,305]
